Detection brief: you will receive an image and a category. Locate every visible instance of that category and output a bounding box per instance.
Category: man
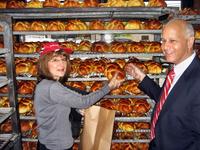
[125,19,200,150]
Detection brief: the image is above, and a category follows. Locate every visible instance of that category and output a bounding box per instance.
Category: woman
[34,42,124,150]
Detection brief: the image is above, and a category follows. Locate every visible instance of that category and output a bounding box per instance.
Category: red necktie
[150,68,175,140]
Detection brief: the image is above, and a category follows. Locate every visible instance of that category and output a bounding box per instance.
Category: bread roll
[30,21,47,31]
[93,60,106,74]
[78,59,94,76]
[60,41,78,51]
[114,59,126,69]
[105,20,125,30]
[0,97,9,107]
[195,29,200,39]
[78,40,92,51]
[0,85,8,93]
[89,20,105,30]
[20,121,32,133]
[65,20,88,31]
[47,21,65,31]
[147,0,167,7]
[99,0,127,7]
[26,0,43,8]
[63,0,82,7]
[15,58,37,76]
[22,142,37,150]
[125,20,143,30]
[13,21,30,31]
[136,122,150,129]
[90,81,103,92]
[18,98,33,114]
[1,120,12,132]
[118,122,134,131]
[123,80,142,95]
[43,0,60,7]
[17,81,36,94]
[110,41,127,53]
[6,0,25,8]
[144,60,162,74]
[117,99,133,113]
[0,1,6,8]
[68,81,86,91]
[70,58,81,75]
[132,61,148,74]
[127,0,144,7]
[127,42,145,53]
[143,41,161,53]
[14,42,40,54]
[132,99,151,114]
[91,41,110,52]
[104,62,125,80]
[144,19,162,30]
[100,99,115,110]
[84,0,99,7]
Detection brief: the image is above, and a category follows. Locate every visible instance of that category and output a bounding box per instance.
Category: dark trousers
[37,141,73,150]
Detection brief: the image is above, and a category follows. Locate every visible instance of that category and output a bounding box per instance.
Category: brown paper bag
[80,105,115,150]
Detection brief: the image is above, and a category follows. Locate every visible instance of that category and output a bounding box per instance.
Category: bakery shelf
[115,117,151,122]
[14,52,163,59]
[0,107,14,124]
[14,54,39,58]
[22,138,38,142]
[13,30,162,35]
[16,76,37,81]
[71,52,164,59]
[112,139,150,143]
[17,94,33,98]
[0,93,33,98]
[20,116,36,120]
[69,138,150,143]
[0,133,19,150]
[67,74,166,81]
[195,40,200,44]
[0,77,9,88]
[0,48,9,55]
[13,74,166,82]
[0,7,174,19]
[174,15,200,21]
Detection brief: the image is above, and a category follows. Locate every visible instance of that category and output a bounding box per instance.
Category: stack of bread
[14,42,41,54]
[13,19,162,32]
[15,58,38,76]
[17,80,36,94]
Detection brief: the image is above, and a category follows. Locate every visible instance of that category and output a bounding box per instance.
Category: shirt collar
[174,52,196,76]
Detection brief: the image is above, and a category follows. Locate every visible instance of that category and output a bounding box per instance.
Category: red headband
[40,42,73,56]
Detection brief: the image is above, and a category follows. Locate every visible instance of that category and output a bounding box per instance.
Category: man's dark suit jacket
[139,55,200,150]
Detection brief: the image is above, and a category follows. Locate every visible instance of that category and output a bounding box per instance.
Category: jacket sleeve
[139,75,162,103]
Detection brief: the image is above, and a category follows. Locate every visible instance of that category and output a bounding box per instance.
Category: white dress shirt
[169,52,196,92]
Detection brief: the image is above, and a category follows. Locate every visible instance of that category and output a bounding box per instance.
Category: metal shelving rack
[0,15,22,150]
[0,7,175,19]
[0,7,175,147]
